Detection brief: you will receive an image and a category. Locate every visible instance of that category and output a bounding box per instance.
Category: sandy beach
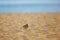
[0,13,60,40]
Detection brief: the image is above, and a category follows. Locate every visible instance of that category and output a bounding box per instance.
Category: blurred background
[0,0,60,12]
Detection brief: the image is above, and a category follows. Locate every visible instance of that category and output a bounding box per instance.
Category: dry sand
[0,13,60,40]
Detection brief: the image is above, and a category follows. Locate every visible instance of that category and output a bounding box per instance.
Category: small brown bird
[23,24,28,29]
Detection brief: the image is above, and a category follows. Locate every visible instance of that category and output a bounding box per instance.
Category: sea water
[0,4,60,12]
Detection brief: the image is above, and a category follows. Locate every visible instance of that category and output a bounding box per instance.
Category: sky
[0,0,60,4]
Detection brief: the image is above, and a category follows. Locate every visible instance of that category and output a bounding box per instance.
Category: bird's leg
[23,24,29,40]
